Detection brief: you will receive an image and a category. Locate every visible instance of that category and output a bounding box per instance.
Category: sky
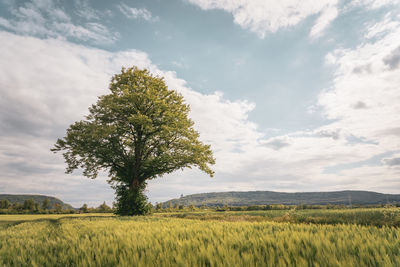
[0,0,400,207]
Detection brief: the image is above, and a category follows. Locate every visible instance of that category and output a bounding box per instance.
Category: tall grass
[0,213,113,222]
[1,216,399,266]
[157,208,400,227]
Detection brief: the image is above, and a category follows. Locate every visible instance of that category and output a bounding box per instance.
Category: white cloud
[117,3,159,22]
[187,0,400,39]
[187,0,338,38]
[309,6,338,38]
[74,0,103,20]
[0,0,118,45]
[319,16,400,149]
[349,0,400,10]
[364,13,400,39]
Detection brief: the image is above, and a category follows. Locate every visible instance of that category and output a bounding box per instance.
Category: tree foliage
[0,200,11,209]
[42,198,50,210]
[52,67,215,215]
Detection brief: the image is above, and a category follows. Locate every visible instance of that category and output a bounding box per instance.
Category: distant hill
[0,194,75,210]
[163,190,400,207]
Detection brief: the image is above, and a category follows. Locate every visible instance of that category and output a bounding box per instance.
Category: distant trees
[155,203,163,211]
[97,202,112,213]
[23,199,40,212]
[0,198,115,214]
[0,199,73,214]
[54,203,62,213]
[0,199,11,209]
[42,198,50,210]
[80,204,88,213]
[79,202,113,213]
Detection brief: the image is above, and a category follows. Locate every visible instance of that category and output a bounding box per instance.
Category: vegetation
[52,67,215,215]
[0,196,113,215]
[0,199,76,215]
[156,207,400,227]
[164,190,400,207]
[0,194,74,210]
[0,215,399,266]
[79,202,113,213]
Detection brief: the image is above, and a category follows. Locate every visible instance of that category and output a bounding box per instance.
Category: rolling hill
[0,194,75,210]
[163,190,400,207]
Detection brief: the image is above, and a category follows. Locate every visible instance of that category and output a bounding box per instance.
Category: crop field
[0,213,113,222]
[0,213,114,230]
[156,207,400,227]
[1,209,400,267]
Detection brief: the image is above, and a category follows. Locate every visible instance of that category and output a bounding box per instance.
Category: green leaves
[53,66,215,190]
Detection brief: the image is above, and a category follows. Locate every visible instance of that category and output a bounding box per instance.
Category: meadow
[1,208,400,266]
[156,207,400,227]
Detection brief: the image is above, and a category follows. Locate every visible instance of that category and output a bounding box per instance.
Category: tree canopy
[52,67,215,215]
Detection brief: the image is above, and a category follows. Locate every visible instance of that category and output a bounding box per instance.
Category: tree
[0,199,11,209]
[155,202,163,211]
[52,67,215,215]
[34,203,40,212]
[97,201,112,213]
[54,203,62,213]
[23,199,35,211]
[42,198,50,210]
[80,204,88,213]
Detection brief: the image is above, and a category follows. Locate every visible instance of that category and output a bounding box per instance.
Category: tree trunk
[115,179,150,216]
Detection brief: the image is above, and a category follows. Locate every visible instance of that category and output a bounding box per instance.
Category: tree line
[0,199,113,214]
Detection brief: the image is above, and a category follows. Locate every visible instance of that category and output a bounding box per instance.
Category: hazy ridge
[0,194,74,210]
[163,190,400,207]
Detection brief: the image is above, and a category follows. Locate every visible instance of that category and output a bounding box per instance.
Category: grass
[0,216,399,266]
[156,207,400,227]
[0,213,113,222]
[0,213,114,230]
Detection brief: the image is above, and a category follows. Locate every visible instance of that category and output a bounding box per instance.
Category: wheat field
[1,215,399,266]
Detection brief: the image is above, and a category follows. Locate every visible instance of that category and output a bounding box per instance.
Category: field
[1,208,400,266]
[156,207,400,227]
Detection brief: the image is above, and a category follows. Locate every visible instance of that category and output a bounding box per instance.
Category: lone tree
[52,67,215,215]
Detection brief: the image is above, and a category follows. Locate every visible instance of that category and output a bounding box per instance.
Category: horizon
[2,189,400,208]
[1,0,400,207]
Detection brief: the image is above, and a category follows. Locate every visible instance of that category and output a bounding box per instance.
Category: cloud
[74,0,108,20]
[350,0,400,10]
[315,129,341,140]
[351,101,368,109]
[383,46,400,70]
[0,0,118,45]
[117,3,159,22]
[364,13,400,39]
[309,6,338,38]
[187,0,338,38]
[382,156,400,166]
[262,137,291,150]
[319,15,400,149]
[187,0,400,39]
